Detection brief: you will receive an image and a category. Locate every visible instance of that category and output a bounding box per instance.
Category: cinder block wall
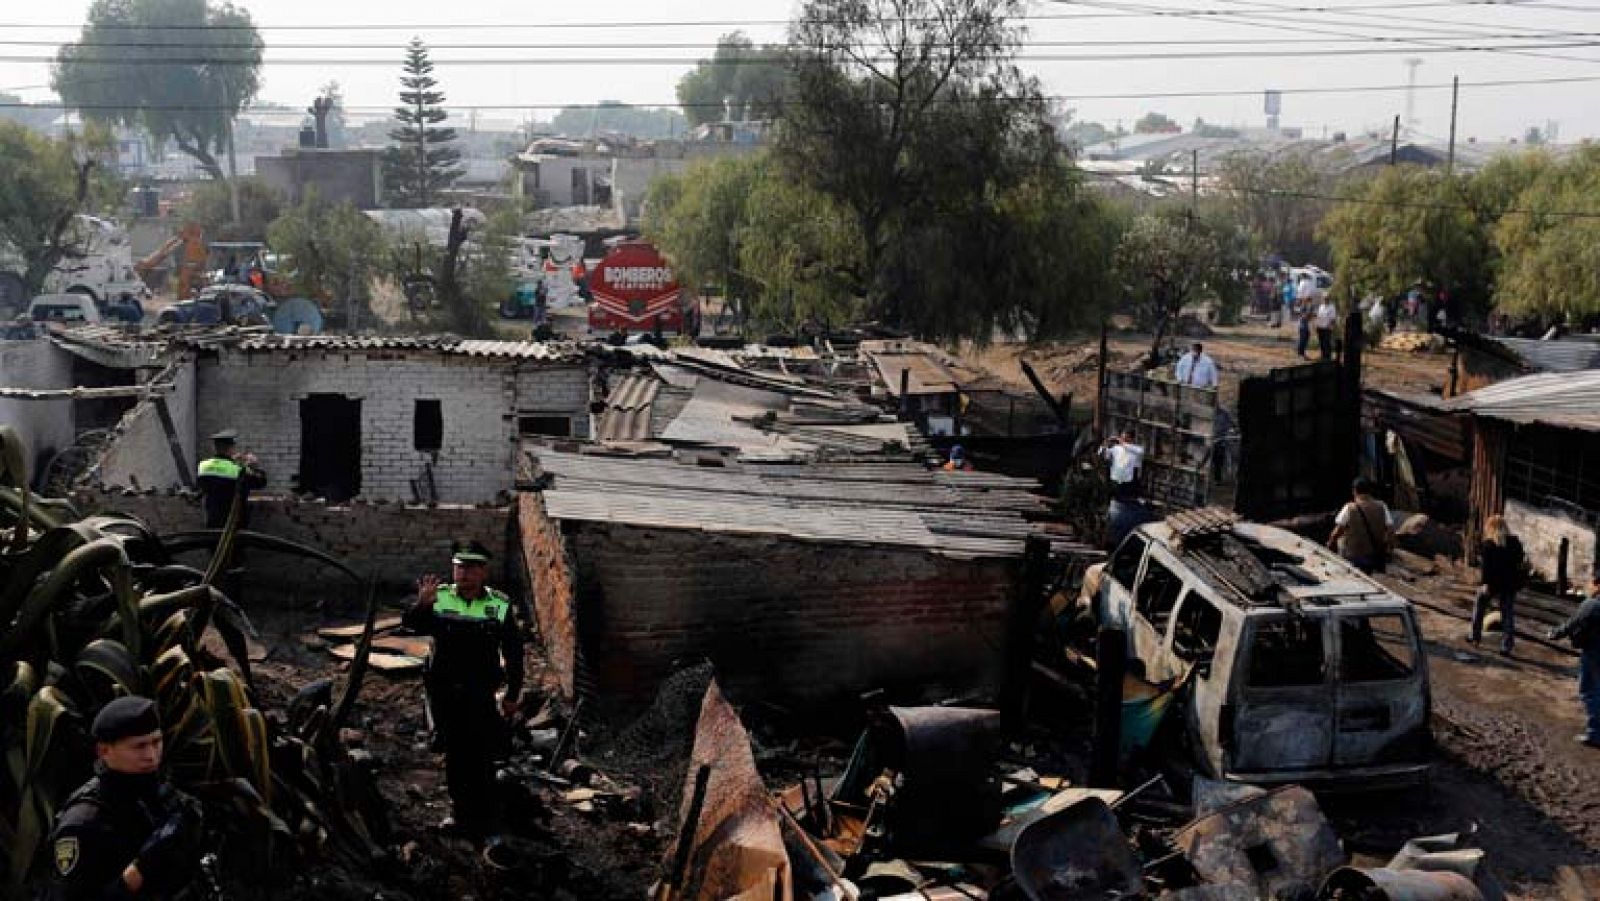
[191,350,588,504]
[0,339,76,467]
[75,488,512,598]
[520,501,1020,711]
[97,357,197,489]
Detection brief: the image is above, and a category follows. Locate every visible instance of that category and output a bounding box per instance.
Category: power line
[31,39,1600,65]
[11,29,1600,50]
[0,1,1584,31]
[11,73,1600,112]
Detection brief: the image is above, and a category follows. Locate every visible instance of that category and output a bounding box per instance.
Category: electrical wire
[8,72,1600,111]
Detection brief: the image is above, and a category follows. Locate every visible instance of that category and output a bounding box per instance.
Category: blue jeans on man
[1580,648,1600,744]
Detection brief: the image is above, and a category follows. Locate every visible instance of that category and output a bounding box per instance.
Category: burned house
[516,448,1071,710]
[89,332,591,504]
[1444,371,1600,584]
[1446,330,1600,397]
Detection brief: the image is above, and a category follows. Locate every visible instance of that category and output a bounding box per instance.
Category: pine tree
[384,39,463,207]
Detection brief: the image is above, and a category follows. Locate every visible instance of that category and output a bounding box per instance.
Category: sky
[4,0,1600,142]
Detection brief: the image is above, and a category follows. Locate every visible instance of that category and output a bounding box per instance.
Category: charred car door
[1226,614,1334,774]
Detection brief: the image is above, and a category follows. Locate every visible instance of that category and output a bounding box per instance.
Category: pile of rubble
[651,677,1503,901]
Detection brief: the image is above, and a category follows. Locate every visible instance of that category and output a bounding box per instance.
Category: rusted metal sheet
[1236,361,1357,522]
[1363,389,1469,463]
[1318,868,1483,901]
[1174,786,1346,899]
[661,679,792,901]
[1011,795,1140,901]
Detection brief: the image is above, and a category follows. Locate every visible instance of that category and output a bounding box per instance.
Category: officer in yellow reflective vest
[404,540,525,841]
[194,429,266,529]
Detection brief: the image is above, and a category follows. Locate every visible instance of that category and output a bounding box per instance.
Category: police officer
[45,696,203,900]
[404,540,525,840]
[195,429,266,529]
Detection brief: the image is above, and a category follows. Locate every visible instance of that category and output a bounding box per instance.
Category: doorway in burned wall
[299,394,361,502]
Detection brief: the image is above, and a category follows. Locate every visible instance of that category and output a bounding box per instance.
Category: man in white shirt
[1173,342,1219,389]
[1315,299,1338,360]
[1101,429,1144,498]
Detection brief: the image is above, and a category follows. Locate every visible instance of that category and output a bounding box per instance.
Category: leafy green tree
[549,102,687,139]
[266,191,385,326]
[53,0,262,180]
[780,0,1104,342]
[180,176,284,241]
[645,154,861,331]
[384,39,463,208]
[1135,111,1180,134]
[1215,150,1334,265]
[1115,209,1248,356]
[675,33,791,128]
[0,122,123,297]
[1318,166,1495,316]
[1491,147,1600,320]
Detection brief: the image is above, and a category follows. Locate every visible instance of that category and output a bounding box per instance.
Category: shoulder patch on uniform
[54,836,79,875]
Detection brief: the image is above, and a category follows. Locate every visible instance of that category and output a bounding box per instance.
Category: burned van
[1086,512,1431,789]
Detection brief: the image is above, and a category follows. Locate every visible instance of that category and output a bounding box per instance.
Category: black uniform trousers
[428,676,508,834]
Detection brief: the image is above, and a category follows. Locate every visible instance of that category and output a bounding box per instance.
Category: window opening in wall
[518,415,572,438]
[299,394,361,502]
[414,399,443,452]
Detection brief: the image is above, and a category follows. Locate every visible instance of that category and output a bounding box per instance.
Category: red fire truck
[586,239,698,335]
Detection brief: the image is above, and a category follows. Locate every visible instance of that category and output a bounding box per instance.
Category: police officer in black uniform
[404,540,525,841]
[44,696,203,900]
[195,429,267,530]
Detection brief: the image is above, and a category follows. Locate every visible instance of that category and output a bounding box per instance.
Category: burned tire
[0,272,25,320]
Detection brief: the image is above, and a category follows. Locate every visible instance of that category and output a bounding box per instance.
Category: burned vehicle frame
[1085,510,1432,790]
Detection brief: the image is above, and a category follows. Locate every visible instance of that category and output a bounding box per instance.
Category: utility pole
[1390,114,1400,166]
[1191,148,1199,206]
[1447,75,1460,174]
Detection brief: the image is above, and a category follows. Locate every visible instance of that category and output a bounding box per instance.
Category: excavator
[135,225,296,301]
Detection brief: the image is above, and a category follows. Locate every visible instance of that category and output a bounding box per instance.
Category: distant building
[256,147,385,209]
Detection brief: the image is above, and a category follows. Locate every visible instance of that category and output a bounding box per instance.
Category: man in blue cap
[405,539,526,842]
[44,696,203,900]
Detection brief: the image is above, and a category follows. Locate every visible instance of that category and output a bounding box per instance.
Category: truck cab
[1089,516,1431,790]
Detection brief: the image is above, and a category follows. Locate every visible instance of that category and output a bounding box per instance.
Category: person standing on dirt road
[1549,575,1600,749]
[44,696,205,901]
[405,540,525,844]
[1314,297,1339,361]
[1470,514,1528,657]
[1329,478,1392,575]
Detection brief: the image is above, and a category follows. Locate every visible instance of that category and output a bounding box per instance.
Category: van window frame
[1240,612,1332,691]
[1169,590,1224,663]
[1107,532,1148,592]
[1334,610,1419,683]
[1133,548,1186,633]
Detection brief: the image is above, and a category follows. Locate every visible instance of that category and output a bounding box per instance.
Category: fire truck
[586,239,698,336]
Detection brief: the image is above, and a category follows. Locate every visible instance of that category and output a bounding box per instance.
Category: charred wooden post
[1002,534,1052,732]
[1559,536,1571,596]
[1090,626,1127,788]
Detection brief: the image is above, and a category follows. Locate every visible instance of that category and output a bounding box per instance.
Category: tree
[384,39,463,208]
[1060,118,1113,151]
[779,0,1101,341]
[675,33,792,128]
[53,0,262,180]
[1135,111,1180,134]
[549,102,686,139]
[179,176,284,241]
[1115,209,1247,357]
[266,191,385,327]
[645,154,862,331]
[0,122,122,297]
[1318,166,1495,317]
[1490,147,1600,321]
[1215,150,1334,265]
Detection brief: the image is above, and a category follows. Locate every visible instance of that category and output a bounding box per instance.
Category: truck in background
[0,215,150,321]
[586,239,698,337]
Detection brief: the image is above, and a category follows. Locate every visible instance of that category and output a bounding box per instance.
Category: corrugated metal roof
[1488,335,1600,373]
[1440,370,1600,431]
[225,333,584,362]
[594,373,660,443]
[527,448,1059,558]
[860,340,963,397]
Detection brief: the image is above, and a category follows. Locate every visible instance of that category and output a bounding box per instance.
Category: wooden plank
[318,615,403,640]
[371,636,433,658]
[330,644,424,673]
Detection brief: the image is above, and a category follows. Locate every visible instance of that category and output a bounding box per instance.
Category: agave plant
[0,426,389,897]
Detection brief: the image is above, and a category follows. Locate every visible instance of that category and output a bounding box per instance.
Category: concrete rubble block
[1174,785,1346,899]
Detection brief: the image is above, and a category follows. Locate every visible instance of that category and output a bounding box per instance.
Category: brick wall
[75,488,512,596]
[187,348,588,504]
[96,356,197,490]
[520,502,1020,711]
[517,493,579,696]
[0,339,76,468]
